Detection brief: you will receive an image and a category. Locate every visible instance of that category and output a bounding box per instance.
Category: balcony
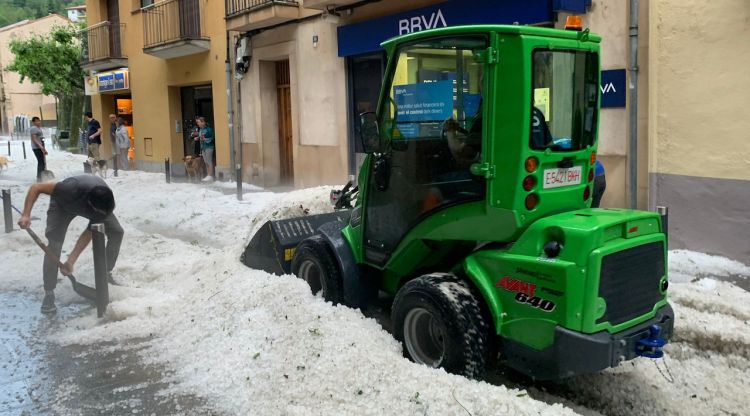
[143,0,210,59]
[80,22,128,72]
[226,0,302,32]
[302,0,359,10]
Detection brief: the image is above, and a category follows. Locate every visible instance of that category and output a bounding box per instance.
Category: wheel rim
[298,259,324,295]
[403,307,445,367]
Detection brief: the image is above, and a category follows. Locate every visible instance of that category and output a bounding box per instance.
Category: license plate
[543,166,582,189]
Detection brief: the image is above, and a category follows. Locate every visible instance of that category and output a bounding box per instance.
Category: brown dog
[183,155,205,182]
[0,155,8,171]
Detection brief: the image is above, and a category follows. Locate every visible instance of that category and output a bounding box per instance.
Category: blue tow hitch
[636,325,666,358]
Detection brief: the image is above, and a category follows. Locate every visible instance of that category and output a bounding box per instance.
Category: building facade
[228,0,748,261]
[0,14,69,133]
[83,0,229,175]
[646,0,750,261]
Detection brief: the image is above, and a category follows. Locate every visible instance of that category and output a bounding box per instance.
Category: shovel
[24,226,97,301]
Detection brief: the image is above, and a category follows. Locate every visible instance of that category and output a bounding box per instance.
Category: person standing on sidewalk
[85,112,102,160]
[591,160,607,208]
[29,116,48,182]
[108,113,117,161]
[196,116,215,182]
[115,117,130,171]
[17,175,124,314]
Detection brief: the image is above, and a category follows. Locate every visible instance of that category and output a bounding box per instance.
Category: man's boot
[41,290,56,314]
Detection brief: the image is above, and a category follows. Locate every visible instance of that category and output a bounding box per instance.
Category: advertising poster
[393,80,453,138]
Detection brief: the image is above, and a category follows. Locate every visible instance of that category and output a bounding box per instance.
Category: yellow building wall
[649,0,750,181]
[88,0,228,173]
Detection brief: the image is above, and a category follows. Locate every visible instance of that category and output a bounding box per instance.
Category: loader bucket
[240,211,351,275]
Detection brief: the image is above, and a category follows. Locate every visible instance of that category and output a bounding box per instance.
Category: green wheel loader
[241,24,673,380]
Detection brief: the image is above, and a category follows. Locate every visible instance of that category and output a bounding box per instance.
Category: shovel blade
[67,275,97,301]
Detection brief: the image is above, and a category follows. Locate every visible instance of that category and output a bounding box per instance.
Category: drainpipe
[629,0,639,209]
[236,75,243,182]
[226,33,236,181]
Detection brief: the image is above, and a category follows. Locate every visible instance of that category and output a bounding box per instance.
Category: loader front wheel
[392,273,489,379]
[291,235,344,304]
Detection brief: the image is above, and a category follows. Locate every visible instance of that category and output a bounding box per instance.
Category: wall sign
[97,69,130,93]
[337,0,554,57]
[601,69,626,108]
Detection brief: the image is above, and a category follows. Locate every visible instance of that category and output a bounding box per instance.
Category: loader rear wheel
[291,235,343,304]
[392,273,489,379]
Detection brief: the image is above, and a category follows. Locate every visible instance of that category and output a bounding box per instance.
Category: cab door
[363,36,489,266]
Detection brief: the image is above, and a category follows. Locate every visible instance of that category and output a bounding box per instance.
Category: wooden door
[276,60,294,184]
[106,0,121,57]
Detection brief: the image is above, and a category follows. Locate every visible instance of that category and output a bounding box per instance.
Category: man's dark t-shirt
[87,119,102,145]
[51,175,110,221]
[110,123,117,142]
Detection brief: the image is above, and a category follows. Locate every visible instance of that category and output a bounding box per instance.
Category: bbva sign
[398,9,448,35]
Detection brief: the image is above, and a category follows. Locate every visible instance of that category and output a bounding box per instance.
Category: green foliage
[7,24,85,97]
[0,0,84,27]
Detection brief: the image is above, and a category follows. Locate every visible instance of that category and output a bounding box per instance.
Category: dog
[183,155,205,182]
[87,157,109,179]
[0,155,8,171]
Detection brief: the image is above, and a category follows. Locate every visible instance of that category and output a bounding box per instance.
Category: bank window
[530,50,599,151]
[384,37,485,149]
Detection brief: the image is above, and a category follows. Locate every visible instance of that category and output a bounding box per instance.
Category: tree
[7,24,84,96]
[7,24,85,135]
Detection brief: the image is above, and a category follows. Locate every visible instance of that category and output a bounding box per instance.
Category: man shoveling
[18,175,124,314]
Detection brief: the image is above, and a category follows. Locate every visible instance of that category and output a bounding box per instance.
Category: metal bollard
[657,206,668,239]
[236,164,242,201]
[90,223,109,318]
[113,152,118,177]
[2,190,12,233]
[22,141,26,159]
[165,158,171,183]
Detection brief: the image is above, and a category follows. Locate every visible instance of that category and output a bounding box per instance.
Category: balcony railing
[225,0,299,18]
[80,21,126,63]
[143,0,207,49]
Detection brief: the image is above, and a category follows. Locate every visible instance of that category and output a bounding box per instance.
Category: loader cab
[356,25,601,276]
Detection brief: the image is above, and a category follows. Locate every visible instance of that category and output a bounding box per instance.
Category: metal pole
[165,157,171,183]
[22,141,26,159]
[237,75,244,185]
[629,0,639,209]
[236,164,242,201]
[2,189,12,233]
[657,206,668,240]
[226,57,237,181]
[113,149,118,177]
[90,223,109,318]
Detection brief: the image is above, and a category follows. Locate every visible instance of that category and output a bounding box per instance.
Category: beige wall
[239,20,349,188]
[0,14,69,129]
[649,0,750,181]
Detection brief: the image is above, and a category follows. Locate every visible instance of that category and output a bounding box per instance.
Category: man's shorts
[88,143,100,159]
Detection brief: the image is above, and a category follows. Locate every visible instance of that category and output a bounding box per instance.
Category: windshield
[530,50,599,151]
[381,37,486,144]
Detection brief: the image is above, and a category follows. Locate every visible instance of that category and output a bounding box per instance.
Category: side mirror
[359,112,381,153]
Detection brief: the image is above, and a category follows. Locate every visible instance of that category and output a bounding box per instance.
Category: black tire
[291,235,344,304]
[392,273,490,379]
